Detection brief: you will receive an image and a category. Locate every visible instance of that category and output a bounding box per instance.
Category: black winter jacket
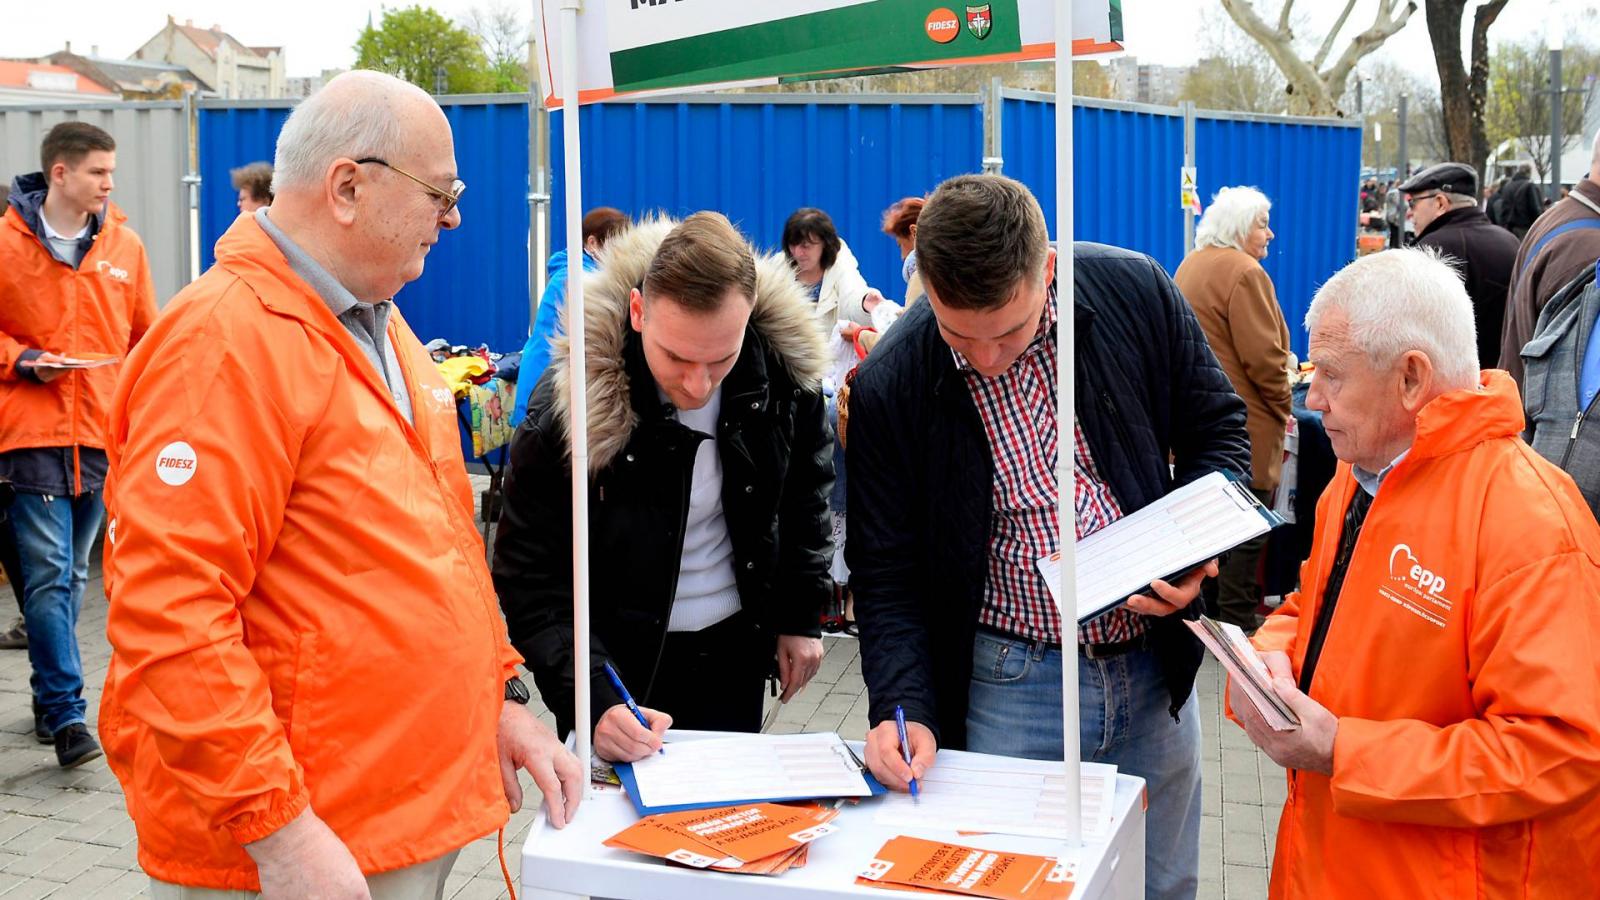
[1414,205,1520,368]
[844,242,1251,749]
[493,220,835,738]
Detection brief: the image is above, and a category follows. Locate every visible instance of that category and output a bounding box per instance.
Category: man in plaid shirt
[847,174,1250,900]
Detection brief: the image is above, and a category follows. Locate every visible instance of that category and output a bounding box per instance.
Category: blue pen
[895,705,919,800]
[603,661,663,754]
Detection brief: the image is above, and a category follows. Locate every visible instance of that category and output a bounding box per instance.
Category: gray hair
[1443,192,1477,208]
[1194,186,1271,253]
[271,71,412,194]
[1305,248,1479,391]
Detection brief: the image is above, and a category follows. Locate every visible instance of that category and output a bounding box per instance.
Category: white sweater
[667,388,741,632]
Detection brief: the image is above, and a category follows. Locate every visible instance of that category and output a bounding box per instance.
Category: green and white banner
[536,0,1123,105]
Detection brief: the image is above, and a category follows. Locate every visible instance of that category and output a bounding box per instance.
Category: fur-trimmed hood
[548,216,831,473]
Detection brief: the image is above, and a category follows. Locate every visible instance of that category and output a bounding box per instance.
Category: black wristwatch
[504,677,531,705]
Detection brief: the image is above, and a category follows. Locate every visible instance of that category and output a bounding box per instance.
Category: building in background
[1108,55,1188,106]
[43,44,202,100]
[130,16,284,99]
[0,59,115,104]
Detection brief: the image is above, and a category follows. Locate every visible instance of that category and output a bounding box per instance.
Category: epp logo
[1389,543,1446,596]
[96,260,131,282]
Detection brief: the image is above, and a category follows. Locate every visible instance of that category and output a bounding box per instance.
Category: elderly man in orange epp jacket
[1228,248,1600,898]
[100,71,581,900]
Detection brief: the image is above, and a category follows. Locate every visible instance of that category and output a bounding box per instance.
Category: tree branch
[1223,0,1337,112]
[1313,0,1360,70]
[1277,0,1296,35]
[1322,0,1417,91]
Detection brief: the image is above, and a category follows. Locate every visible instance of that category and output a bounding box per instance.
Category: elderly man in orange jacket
[101,71,580,900]
[1230,247,1600,898]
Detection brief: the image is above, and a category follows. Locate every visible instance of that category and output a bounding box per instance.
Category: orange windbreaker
[1246,371,1600,898]
[0,202,157,488]
[100,214,523,890]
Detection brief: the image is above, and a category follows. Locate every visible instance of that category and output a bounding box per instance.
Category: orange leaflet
[657,802,839,864]
[856,836,1072,900]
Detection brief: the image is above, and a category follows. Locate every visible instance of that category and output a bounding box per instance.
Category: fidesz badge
[155,441,198,486]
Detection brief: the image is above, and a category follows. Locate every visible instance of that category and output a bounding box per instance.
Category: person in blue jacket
[513,207,628,423]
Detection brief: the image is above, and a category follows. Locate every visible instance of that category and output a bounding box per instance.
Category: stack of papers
[615,732,884,814]
[874,757,1115,841]
[857,836,1071,899]
[604,802,839,876]
[1185,616,1299,730]
[31,353,120,370]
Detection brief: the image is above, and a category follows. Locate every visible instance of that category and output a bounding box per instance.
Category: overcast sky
[0,1,1573,86]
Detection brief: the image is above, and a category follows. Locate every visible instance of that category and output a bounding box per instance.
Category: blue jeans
[967,630,1201,900]
[13,491,104,734]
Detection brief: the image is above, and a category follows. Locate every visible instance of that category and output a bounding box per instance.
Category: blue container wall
[1194,117,1360,357]
[1001,98,1186,274]
[1001,99,1360,357]
[549,100,984,299]
[198,101,531,351]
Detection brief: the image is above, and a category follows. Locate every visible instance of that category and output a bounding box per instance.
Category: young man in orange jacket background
[1230,248,1600,898]
[101,71,581,899]
[0,122,157,768]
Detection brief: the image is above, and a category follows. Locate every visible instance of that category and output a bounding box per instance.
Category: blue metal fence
[1194,114,1361,354]
[549,95,985,301]
[999,93,1361,356]
[1000,94,1187,272]
[198,96,532,352]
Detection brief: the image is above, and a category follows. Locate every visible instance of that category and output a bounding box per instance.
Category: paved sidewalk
[0,545,1282,897]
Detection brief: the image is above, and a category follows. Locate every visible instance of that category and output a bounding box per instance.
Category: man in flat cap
[1400,162,1520,368]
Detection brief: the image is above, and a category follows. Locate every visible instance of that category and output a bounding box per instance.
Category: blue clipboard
[613,743,888,816]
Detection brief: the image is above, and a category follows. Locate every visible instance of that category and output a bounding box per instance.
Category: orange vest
[1250,371,1600,898]
[100,214,523,889]
[0,203,157,487]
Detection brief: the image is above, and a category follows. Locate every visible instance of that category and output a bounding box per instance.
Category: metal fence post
[1183,100,1196,256]
[182,89,201,286]
[983,76,1004,173]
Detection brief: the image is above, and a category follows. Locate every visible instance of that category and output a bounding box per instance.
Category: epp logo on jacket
[1382,542,1452,628]
[155,441,198,486]
[96,260,131,282]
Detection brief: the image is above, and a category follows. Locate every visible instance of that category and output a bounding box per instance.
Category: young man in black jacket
[494,213,834,762]
[846,175,1249,900]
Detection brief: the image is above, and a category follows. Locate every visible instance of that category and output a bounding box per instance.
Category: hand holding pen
[864,706,938,794]
[596,661,672,763]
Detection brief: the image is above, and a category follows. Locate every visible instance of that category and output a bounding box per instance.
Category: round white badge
[155,441,198,486]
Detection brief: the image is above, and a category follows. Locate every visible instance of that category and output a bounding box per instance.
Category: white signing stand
[520,732,1145,900]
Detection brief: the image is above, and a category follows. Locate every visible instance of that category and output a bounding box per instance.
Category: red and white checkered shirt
[955,288,1146,646]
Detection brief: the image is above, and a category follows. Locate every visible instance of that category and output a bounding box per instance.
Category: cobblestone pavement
[0,502,1281,897]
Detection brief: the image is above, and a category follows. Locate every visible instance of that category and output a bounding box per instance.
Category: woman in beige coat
[1173,186,1291,632]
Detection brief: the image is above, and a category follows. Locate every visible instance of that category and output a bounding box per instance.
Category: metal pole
[182,88,201,286]
[1183,101,1196,255]
[1551,44,1564,203]
[528,34,551,331]
[1355,78,1363,117]
[983,76,1005,174]
[558,0,593,796]
[1055,2,1083,855]
[1397,93,1408,180]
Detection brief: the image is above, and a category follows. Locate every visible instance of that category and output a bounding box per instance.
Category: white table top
[520,732,1145,899]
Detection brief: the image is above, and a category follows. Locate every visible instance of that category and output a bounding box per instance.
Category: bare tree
[463,1,532,90]
[1178,5,1286,113]
[1220,0,1417,116]
[1343,57,1447,170]
[1423,0,1507,180]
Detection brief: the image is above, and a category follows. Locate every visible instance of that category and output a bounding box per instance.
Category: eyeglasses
[355,157,465,215]
[1405,192,1442,209]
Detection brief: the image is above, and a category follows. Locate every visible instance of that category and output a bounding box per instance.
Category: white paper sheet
[874,757,1117,841]
[626,732,877,809]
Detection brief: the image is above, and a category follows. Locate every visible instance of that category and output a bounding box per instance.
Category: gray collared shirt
[1353,449,1409,498]
[255,208,413,424]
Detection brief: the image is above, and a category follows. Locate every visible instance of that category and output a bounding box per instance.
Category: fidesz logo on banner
[925,8,960,43]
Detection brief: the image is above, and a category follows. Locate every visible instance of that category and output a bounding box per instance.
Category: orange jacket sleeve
[105,301,313,846]
[1330,552,1600,827]
[128,245,158,349]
